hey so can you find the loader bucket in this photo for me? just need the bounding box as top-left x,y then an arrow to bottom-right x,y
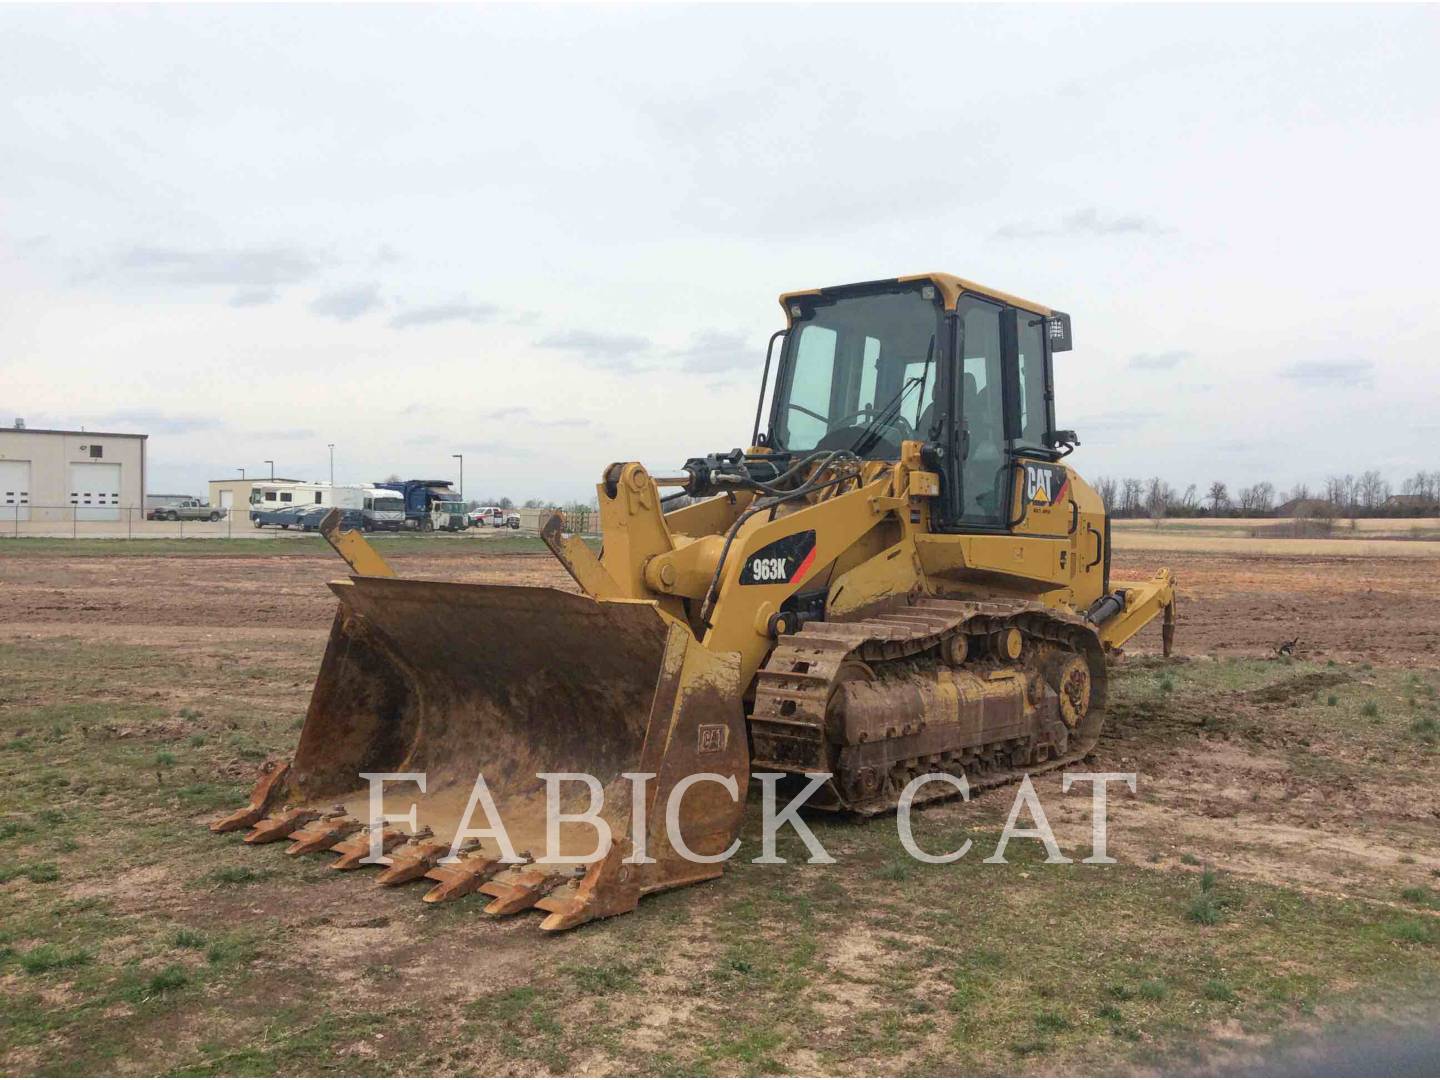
214,577 -> 750,931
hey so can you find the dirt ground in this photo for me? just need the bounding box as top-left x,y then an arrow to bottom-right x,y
6,545 -> 1438,663
2,539 -> 1439,1075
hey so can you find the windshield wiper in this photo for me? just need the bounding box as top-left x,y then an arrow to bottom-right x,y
848,336 -> 935,458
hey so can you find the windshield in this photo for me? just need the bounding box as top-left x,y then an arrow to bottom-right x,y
373,498 -> 404,512
771,286 -> 940,459
437,502 -> 464,513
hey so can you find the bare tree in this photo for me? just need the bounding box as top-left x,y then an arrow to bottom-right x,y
1145,476 -> 1174,521
1207,481 -> 1230,515
1093,475 -> 1118,513
1400,470 -> 1440,511
1251,481 -> 1275,515
1233,483 -> 1274,516
1180,483 -> 1199,513
1325,474 -> 1356,517
1120,477 -> 1144,517
1356,469 -> 1389,512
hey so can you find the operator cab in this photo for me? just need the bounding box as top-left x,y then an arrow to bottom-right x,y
764,274 -> 1073,531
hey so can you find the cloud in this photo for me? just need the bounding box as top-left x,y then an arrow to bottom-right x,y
310,283 -> 384,322
535,328 -> 653,368
105,244 -> 322,287
1129,350 -> 1192,371
249,428 -> 318,440
389,301 -> 501,329
229,288 -> 278,307
401,434 -> 521,456
1278,359 -> 1374,387
992,208 -> 1169,241
674,330 -> 753,374
480,404 -> 591,428
91,408 -> 222,435
1070,409 -> 1152,438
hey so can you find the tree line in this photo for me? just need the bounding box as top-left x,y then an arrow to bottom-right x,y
1092,470 -> 1440,520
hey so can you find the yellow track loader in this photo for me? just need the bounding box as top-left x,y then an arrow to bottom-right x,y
211,272 -> 1176,931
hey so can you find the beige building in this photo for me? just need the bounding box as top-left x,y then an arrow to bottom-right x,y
208,477 -> 300,521
0,423 -> 147,522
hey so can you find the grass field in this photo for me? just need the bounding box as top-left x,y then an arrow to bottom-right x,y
2,542 -> 1439,1075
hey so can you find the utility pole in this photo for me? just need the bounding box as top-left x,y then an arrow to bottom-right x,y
264,460 -> 274,480
328,444 -> 335,487
452,453 -> 464,503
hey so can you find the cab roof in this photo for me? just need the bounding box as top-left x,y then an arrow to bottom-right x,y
779,272 -> 1053,318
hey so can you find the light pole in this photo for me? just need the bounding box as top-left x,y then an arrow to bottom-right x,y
237,467 -> 245,479
264,460 -> 274,480
328,444 -> 335,487
452,453 -> 463,504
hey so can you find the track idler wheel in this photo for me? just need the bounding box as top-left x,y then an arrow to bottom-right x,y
1053,655 -> 1092,730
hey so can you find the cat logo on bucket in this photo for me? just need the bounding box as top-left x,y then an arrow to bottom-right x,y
1023,463 -> 1069,508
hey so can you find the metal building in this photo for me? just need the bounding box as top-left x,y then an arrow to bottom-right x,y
0,421 -> 147,522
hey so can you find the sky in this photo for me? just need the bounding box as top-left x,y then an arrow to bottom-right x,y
2,3 -> 1438,503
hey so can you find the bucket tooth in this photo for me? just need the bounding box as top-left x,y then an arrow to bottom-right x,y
480,868 -> 571,917
244,806 -> 321,844
284,811 -> 361,856
374,836 -> 461,886
210,758 -> 290,833
328,826 -> 409,870
420,852 -> 510,903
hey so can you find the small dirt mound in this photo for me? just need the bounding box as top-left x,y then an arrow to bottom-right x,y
1245,670 -> 1352,704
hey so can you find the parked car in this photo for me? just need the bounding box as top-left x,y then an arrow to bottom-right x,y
469,505 -> 505,528
250,505 -> 312,529
148,499 -> 224,522
503,512 -> 521,530
299,505 -> 365,532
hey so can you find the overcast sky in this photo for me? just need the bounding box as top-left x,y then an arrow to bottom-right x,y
2,3 -> 1438,502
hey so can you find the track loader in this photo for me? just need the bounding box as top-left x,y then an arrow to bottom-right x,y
211,272 -> 1176,931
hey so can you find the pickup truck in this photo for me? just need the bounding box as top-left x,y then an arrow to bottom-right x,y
148,499 -> 224,522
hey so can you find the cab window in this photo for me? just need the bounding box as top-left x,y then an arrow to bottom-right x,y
785,325 -> 837,450
1015,313 -> 1050,450
772,286 -> 940,459
958,299 -> 1006,524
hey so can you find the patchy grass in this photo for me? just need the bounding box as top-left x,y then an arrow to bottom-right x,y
2,617 -> 1440,1074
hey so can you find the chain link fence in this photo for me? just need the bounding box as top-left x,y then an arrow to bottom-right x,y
0,504 -> 594,540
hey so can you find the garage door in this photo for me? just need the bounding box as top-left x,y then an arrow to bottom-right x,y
0,460 -> 30,522
69,462 -> 122,521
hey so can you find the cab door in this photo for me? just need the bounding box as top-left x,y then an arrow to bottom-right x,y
1004,307 -> 1071,538
942,296 -> 1009,529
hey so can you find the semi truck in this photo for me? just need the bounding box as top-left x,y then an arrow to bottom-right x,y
373,479 -> 459,530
